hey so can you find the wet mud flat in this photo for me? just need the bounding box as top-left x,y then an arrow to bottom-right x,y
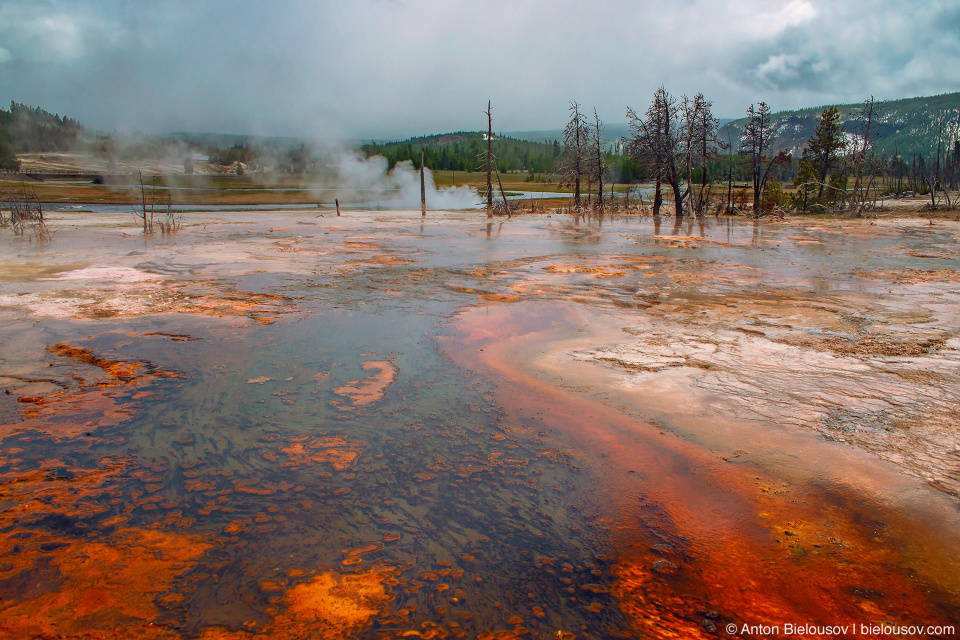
0,210 -> 958,639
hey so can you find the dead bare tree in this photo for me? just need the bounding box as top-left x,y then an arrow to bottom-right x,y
134,169 -> 151,234
921,112 -> 959,210
680,93 -> 719,216
0,181 -> 49,240
494,167 -> 512,218
591,108 -> 606,211
158,192 -> 181,236
477,101 -> 512,218
485,100 -> 493,219
554,101 -> 590,210
941,110 -> 960,209
626,87 -> 683,217
721,128 -> 736,215
131,169 -> 180,235
740,102 -> 787,217
849,96 -> 878,214
420,148 -> 426,218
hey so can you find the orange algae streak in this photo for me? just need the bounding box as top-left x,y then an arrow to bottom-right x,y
276,566 -> 397,638
277,435 -> 365,470
48,343 -> 144,379
0,457 -> 211,638
2,343 -> 180,441
332,360 -> 397,406
444,303 -> 960,637
180,568 -> 398,639
0,457 -> 130,530
0,527 -> 210,638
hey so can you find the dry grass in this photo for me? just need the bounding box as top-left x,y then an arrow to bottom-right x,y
7,150 -> 956,218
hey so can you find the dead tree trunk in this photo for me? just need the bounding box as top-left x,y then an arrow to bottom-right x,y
486,100 -> 493,219
594,108 -> 604,211
700,129 -> 709,215
851,97 -> 876,214
420,149 -> 426,218
336,198 -> 341,216
653,177 -> 663,216
139,169 -> 148,234
495,167 -> 511,218
625,88 -> 683,217
726,130 -> 734,214
670,168 -> 684,218
556,102 -> 589,210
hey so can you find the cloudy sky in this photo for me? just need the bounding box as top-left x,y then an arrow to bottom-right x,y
0,0 -> 957,140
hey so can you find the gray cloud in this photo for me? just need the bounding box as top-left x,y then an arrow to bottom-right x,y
0,0 -> 956,139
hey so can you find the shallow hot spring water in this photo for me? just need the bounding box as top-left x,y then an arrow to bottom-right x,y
0,210 -> 958,639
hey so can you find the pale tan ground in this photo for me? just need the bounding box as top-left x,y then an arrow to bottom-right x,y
17,152 -> 221,176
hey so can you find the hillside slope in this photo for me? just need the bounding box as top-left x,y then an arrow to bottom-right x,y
720,92 -> 960,158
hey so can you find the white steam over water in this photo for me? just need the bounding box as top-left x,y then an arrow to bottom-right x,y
335,152 -> 480,210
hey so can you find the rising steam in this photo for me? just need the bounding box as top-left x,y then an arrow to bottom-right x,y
334,151 -> 480,210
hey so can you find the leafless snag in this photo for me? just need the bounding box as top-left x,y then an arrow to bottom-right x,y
555,101 -> 590,210
939,110 -> 960,209
486,100 -> 493,219
132,169 -> 180,236
494,167 -> 512,218
158,192 -> 181,236
626,87 -> 683,217
680,93 -> 719,216
923,112 -> 949,210
591,108 -> 606,211
420,148 -> 426,218
0,181 -> 49,241
847,97 -> 882,214
721,128 -> 736,215
478,101 -> 511,217
740,102 -> 788,217
134,169 -> 151,234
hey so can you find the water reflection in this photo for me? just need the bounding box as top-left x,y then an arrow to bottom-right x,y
0,210 -> 958,638
0,306 -> 633,638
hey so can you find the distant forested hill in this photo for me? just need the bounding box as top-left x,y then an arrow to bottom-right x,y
1,102 -> 85,152
507,123 -> 633,145
361,132 -> 563,174
0,108 -> 16,171
0,102 -> 88,171
512,94 -> 959,161
720,92 -> 960,158
4,91 -> 955,177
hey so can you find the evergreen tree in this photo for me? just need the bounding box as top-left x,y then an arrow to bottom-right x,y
792,158 -> 819,212
804,107 -> 845,198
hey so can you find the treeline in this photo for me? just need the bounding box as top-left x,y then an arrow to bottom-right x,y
0,101 -> 321,175
3,102 -> 84,152
0,102 -> 87,170
361,133 -> 561,175
770,100 -> 960,213
359,130 -> 654,188
0,110 -> 16,172
550,89 -> 960,216
0,103 -> 80,170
